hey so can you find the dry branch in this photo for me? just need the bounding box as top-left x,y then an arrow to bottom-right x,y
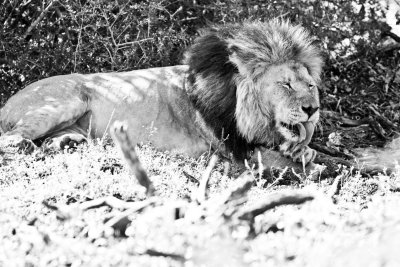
105,214 -> 131,236
23,0 -> 57,39
143,249 -> 185,262
43,197 -> 159,221
182,170 -> 200,184
81,197 -> 158,211
313,150 -> 353,167
54,7 -> 71,43
194,154 -> 219,203
310,143 -> 354,160
117,38 -> 154,49
328,174 -> 345,203
111,121 -> 155,197
222,170 -> 254,203
368,106 -> 398,129
264,166 -> 288,190
321,110 -> 369,127
237,192 -> 314,220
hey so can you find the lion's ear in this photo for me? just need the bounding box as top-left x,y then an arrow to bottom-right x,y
228,44 -> 251,77
228,44 -> 266,78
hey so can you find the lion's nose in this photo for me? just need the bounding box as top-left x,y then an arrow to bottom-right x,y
302,105 -> 319,118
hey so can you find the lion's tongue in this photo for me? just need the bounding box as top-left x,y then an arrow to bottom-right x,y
296,121 -> 315,146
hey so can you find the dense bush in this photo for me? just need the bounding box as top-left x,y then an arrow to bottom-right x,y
0,0 -> 398,122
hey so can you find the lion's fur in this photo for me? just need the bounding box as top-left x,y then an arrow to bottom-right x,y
184,20 -> 323,160
0,20 -> 323,164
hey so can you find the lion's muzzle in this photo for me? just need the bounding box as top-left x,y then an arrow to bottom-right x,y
301,105 -> 319,119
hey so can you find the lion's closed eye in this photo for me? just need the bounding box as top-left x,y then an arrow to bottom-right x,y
280,82 -> 292,90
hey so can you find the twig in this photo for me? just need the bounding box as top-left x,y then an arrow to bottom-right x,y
73,22 -> 83,72
42,200 -> 58,211
43,197 -> 158,221
182,170 -> 200,184
265,166 -> 288,190
3,2 -> 17,28
237,192 -> 314,220
42,200 -> 78,221
310,143 -> 355,160
180,17 -> 198,22
321,110 -> 369,127
80,196 -> 157,211
257,151 -> 264,180
111,121 -> 155,197
384,29 -> 400,43
103,43 -> 116,71
117,38 -> 154,49
102,199 -> 161,236
381,42 -> 400,52
170,6 -> 183,18
368,117 -> 386,139
222,159 -> 231,176
54,7 -> 71,43
222,170 -> 254,203
142,249 -> 185,262
101,109 -> 116,142
328,174 -> 344,203
194,154 -> 219,203
368,105 -> 398,129
23,0 -> 57,39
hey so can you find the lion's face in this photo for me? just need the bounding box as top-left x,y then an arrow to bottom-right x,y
263,63 -> 320,142
235,62 -> 320,145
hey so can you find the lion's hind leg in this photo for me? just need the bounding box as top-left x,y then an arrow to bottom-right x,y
0,92 -> 88,153
0,134 -> 37,154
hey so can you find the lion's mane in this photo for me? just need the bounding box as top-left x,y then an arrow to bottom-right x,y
183,20 -> 323,161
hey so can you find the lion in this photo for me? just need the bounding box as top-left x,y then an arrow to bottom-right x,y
0,20 -> 322,165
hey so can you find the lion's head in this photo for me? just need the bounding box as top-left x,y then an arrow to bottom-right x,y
184,20 -> 323,161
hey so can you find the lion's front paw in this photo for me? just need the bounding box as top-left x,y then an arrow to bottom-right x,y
279,141 -> 316,165
43,133 -> 87,151
294,146 -> 316,164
